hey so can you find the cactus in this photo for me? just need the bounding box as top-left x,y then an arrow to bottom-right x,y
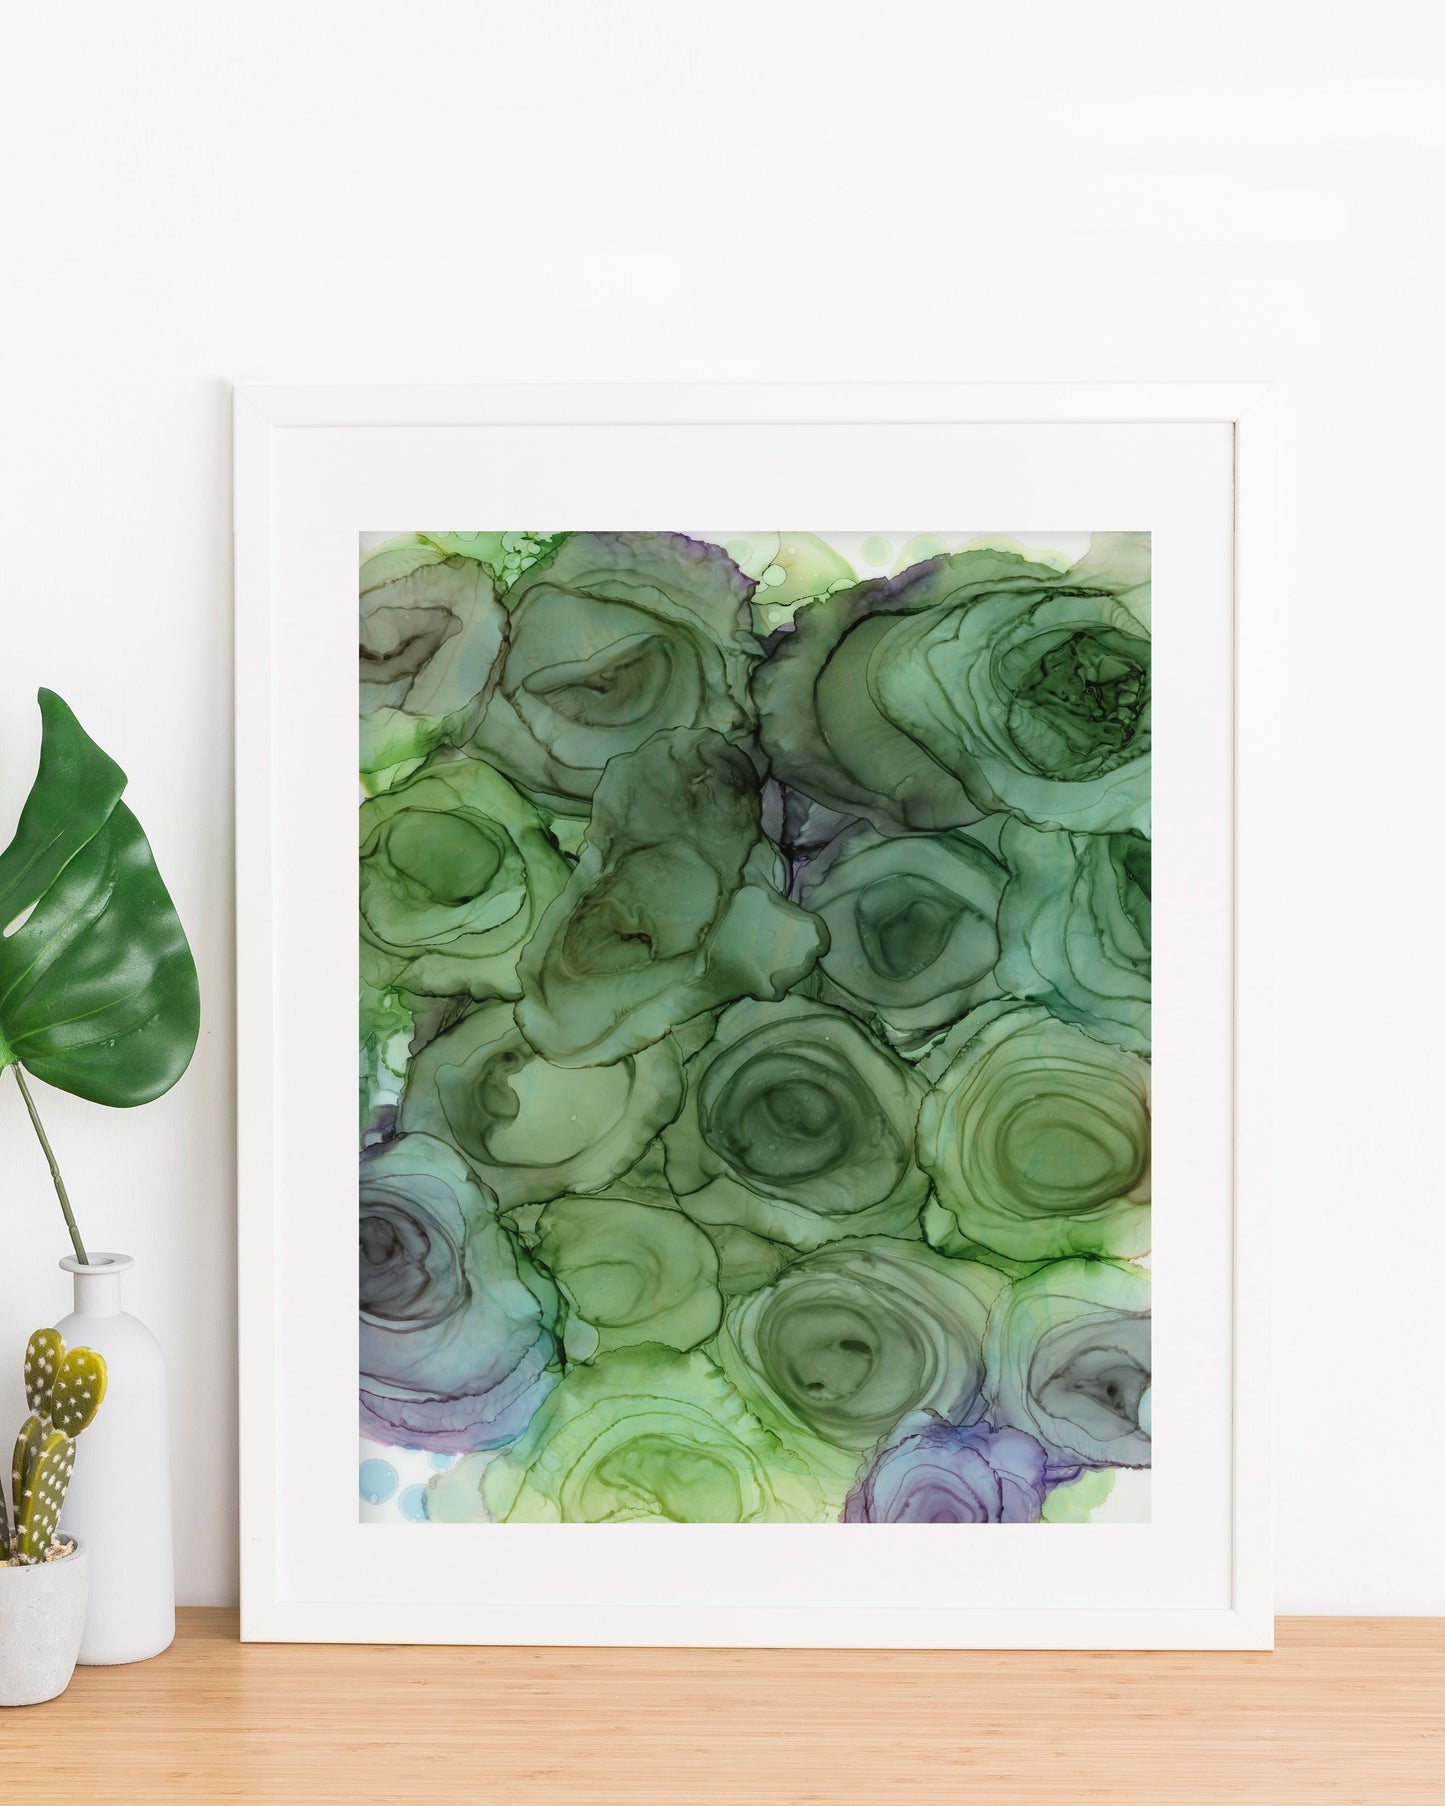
23,1327 -> 63,1415
16,1430 -> 75,1563
51,1347 -> 107,1438
2,1329 -> 106,1564
11,1414 -> 44,1522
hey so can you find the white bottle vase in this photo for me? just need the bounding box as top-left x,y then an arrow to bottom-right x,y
54,1253 -> 175,1664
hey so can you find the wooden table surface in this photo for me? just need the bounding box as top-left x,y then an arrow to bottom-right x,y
6,1611 -> 1442,1804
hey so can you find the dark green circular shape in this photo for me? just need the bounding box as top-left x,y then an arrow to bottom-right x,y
1000,626 -> 1149,780
757,1294 -> 929,1443
704,1050 -> 881,1196
995,1091 -> 1148,1213
777,1305 -> 880,1404
854,872 -> 995,983
385,809 -> 503,906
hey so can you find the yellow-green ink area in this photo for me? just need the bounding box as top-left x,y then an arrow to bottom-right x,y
358,529 -> 1151,1525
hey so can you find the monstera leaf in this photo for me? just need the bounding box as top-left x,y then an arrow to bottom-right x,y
0,689 -> 199,1106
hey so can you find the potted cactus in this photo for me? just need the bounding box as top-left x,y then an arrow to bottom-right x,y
0,1329 -> 108,1705
0,689 -> 199,1666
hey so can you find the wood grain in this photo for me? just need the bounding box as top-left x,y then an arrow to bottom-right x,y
5,1611 -> 1441,1805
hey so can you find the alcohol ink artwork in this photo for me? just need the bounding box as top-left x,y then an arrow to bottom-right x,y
358,531 -> 1151,1526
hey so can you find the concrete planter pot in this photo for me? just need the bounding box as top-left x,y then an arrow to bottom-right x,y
0,1541 -> 89,1707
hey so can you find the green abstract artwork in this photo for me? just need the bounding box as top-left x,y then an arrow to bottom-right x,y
357,530 -> 1151,1526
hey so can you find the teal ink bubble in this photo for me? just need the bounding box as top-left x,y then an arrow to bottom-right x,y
359,1459 -> 398,1506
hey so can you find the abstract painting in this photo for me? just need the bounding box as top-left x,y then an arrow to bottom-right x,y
358,530 -> 1151,1526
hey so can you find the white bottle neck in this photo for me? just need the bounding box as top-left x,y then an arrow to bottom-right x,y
60,1252 -> 134,1318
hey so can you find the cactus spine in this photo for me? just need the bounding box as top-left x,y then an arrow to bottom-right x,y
2,1328 -> 107,1565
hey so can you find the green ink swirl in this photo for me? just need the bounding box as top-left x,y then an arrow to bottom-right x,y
984,1257 -> 1152,1472
480,1346 -> 826,1523
917,1001 -> 1150,1262
467,532 -> 761,813
360,754 -> 570,999
663,996 -> 929,1250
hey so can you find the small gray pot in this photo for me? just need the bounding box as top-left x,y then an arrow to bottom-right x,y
0,1541 -> 90,1707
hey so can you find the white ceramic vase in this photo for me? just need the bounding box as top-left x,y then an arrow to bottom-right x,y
54,1253 -> 175,1665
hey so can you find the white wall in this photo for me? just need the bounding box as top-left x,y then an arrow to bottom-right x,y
1,1 -> 1441,1613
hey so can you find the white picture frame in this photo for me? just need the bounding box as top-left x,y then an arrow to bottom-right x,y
234,382 -> 1272,1648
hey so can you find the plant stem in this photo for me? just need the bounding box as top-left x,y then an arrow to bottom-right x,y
11,1065 -> 88,1264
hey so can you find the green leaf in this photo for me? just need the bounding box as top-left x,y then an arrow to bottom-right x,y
0,690 -> 125,931
0,689 -> 199,1106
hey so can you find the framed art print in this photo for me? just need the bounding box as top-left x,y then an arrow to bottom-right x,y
235,383 -> 1272,1647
